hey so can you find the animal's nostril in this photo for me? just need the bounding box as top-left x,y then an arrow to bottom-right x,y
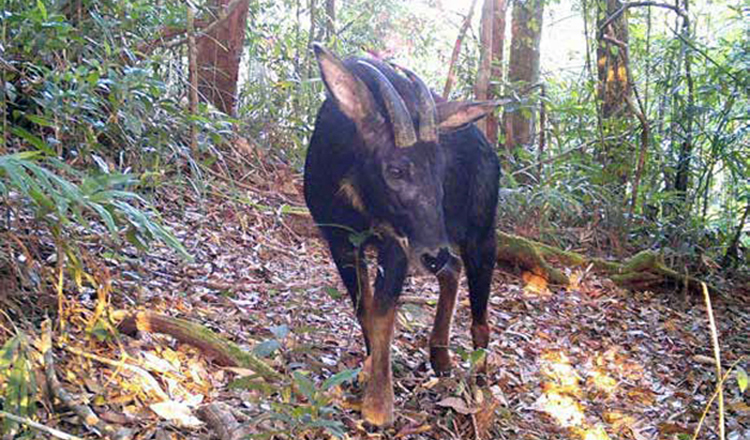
421,253 -> 437,270
422,248 -> 451,274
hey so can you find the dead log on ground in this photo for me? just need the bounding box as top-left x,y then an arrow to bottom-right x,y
496,231 -> 715,293
114,311 -> 283,382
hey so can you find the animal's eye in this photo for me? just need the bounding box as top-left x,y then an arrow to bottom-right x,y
387,166 -> 405,180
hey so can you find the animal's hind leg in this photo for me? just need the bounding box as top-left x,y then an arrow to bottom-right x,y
461,231 -> 496,374
326,231 -> 373,353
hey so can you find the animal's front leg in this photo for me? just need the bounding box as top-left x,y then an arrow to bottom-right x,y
429,260 -> 461,375
361,239 -> 408,427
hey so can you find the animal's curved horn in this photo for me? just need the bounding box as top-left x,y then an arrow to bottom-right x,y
357,61 -> 417,148
399,66 -> 437,142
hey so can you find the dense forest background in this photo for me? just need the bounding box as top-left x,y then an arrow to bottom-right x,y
0,0 -> 748,439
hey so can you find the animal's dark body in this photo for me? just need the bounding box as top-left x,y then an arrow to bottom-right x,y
303,44 -> 501,426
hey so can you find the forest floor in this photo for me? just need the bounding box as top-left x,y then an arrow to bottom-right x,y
2,160 -> 749,440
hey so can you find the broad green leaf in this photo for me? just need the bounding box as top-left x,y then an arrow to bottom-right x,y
321,368 -> 360,391
737,367 -> 748,392
36,0 -> 47,20
469,348 -> 487,369
270,324 -> 289,340
323,286 -> 343,300
0,336 -> 20,367
252,340 -> 281,358
293,371 -> 316,401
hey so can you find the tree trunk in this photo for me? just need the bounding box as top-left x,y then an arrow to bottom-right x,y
475,0 -> 495,136
595,0 -> 632,188
722,200 -> 750,268
674,0 -> 694,202
596,0 -> 630,118
325,0 -> 335,40
485,0 -> 508,147
196,0 -> 251,116
187,3 -> 199,155
504,0 -> 544,156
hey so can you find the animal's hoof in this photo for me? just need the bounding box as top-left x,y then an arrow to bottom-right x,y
430,346 -> 453,376
362,395 -> 394,427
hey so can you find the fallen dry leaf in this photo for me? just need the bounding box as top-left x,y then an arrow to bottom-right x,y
149,400 -> 203,428
436,396 -> 479,415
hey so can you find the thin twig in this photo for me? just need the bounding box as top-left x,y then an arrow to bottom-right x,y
668,27 -> 743,86
443,0 -> 479,99
690,356 -> 745,440
701,282 -> 725,440
598,1 -> 686,39
511,138 -> 612,176
139,0 -> 246,53
0,411 -> 85,440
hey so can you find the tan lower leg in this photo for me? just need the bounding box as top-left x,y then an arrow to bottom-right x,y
362,306 -> 396,427
356,265 -> 373,351
430,268 -> 459,374
471,315 -> 490,378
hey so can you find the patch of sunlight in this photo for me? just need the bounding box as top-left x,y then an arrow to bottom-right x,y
540,351 -> 581,392
536,391 -> 585,428
581,425 -> 611,440
589,369 -> 618,393
568,270 -> 584,290
522,271 -> 551,297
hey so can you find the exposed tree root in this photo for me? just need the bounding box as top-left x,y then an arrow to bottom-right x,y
196,402 -> 250,440
113,310 -> 283,382
496,231 -> 715,293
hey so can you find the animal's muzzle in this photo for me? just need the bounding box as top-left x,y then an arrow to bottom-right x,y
420,247 -> 453,275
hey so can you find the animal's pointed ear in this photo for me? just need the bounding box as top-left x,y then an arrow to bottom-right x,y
313,43 -> 382,126
436,100 -> 510,131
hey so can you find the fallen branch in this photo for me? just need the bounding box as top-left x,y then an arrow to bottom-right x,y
0,410 -> 84,440
114,310 -> 283,382
41,322 -> 130,440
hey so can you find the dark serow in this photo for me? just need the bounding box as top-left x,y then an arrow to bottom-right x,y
304,44 -> 502,427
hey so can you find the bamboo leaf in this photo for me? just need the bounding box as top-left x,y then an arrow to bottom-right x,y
10,126 -> 55,155
88,202 -> 119,237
